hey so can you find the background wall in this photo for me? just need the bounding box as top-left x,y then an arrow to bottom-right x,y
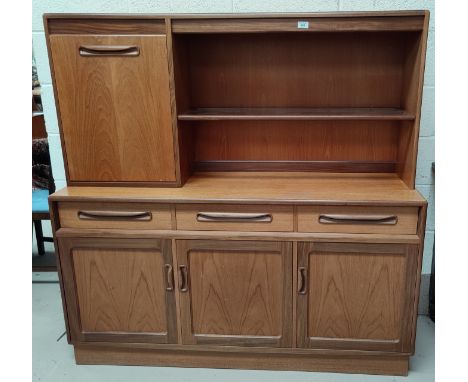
32,0 -> 435,277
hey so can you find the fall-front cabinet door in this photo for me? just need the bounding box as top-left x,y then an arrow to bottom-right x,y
48,34 -> 177,184
176,240 -> 293,347
297,242 -> 420,352
57,237 -> 177,344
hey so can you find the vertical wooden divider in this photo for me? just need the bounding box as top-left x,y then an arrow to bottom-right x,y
292,240 -> 298,347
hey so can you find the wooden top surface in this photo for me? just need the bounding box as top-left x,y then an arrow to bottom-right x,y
50,172 -> 426,206
44,11 -> 428,19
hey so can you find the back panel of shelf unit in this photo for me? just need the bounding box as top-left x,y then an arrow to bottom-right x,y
174,31 -> 421,110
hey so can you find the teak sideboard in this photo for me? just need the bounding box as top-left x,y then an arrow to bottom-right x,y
44,11 -> 429,376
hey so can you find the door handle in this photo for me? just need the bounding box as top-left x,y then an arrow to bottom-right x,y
318,214 -> 398,225
298,267 -> 307,295
77,210 -> 152,221
179,265 -> 189,292
165,264 -> 174,292
196,212 -> 272,223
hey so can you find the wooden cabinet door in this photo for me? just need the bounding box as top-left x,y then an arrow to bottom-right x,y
176,240 -> 293,347
297,242 -> 419,352
49,34 -> 176,184
58,237 -> 177,344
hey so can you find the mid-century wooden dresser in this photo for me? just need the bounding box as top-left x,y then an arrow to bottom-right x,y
45,11 -> 429,376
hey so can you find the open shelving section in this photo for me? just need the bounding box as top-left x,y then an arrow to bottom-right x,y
172,15 -> 428,187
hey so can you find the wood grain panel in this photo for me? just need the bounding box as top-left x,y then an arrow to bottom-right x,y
49,34 -> 176,183
47,18 -> 166,34
73,248 -> 168,333
56,228 -> 421,245
177,240 -> 293,347
74,345 -> 410,375
58,202 -> 172,230
194,160 -> 396,173
172,16 -> 424,33
178,33 -> 407,108
297,242 -> 418,352
190,250 -> 282,337
58,237 -> 177,344
297,205 -> 419,234
49,172 -> 427,206
397,15 -> 430,188
176,204 -> 293,232
194,121 -> 400,162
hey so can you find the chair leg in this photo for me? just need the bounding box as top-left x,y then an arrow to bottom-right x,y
33,220 -> 45,256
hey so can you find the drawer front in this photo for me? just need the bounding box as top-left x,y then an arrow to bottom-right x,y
176,204 -> 294,232
58,202 -> 172,230
298,206 -> 419,235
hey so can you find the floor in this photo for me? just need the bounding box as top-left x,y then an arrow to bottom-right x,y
32,271 -> 435,382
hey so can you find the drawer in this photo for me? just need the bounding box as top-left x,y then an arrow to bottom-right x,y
176,204 -> 293,232
58,202 -> 172,230
297,206 -> 419,235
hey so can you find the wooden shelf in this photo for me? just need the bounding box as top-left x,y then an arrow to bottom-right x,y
50,172 -> 426,206
178,108 -> 415,121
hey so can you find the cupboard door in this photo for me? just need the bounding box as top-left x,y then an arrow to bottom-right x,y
176,240 -> 293,347
58,237 -> 177,344
297,242 -> 419,352
49,34 -> 176,183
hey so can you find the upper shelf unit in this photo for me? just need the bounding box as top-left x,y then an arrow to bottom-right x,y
171,13 -> 429,187
44,12 -> 429,188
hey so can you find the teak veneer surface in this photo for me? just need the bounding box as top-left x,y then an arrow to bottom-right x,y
49,34 -> 176,183
180,33 -> 408,109
50,172 -> 425,205
297,205 -> 419,235
74,345 -> 409,375
176,204 -> 294,232
176,240 -> 293,347
73,247 -> 168,334
193,121 -> 400,162
178,107 -> 415,121
58,202 -> 172,230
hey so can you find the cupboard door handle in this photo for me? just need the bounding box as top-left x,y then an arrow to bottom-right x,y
79,45 -> 140,57
165,264 -> 174,292
196,212 -> 273,223
298,267 -> 307,295
318,214 -> 398,225
78,210 -> 152,221
179,265 -> 189,292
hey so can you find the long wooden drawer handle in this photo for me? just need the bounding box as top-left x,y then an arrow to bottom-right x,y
77,210 -> 152,221
318,214 -> 398,225
79,45 -> 140,57
196,212 -> 273,223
